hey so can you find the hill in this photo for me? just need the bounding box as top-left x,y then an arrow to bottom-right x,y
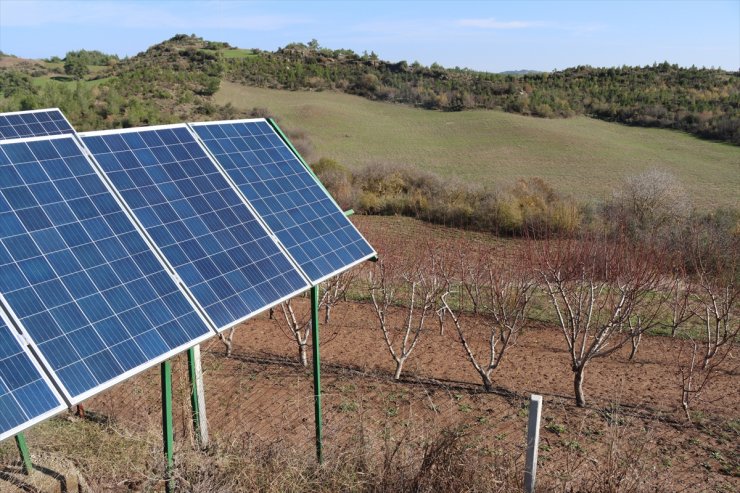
2,34 -> 739,143
1,34 -> 738,210
223,41 -> 740,145
215,81 -> 739,210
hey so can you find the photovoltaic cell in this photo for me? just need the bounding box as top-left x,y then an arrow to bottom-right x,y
81,126 -> 309,330
0,135 -> 212,403
191,120 -> 376,283
0,109 -> 75,141
0,312 -> 65,441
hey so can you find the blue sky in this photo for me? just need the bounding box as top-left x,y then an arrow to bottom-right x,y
1,1 -> 738,72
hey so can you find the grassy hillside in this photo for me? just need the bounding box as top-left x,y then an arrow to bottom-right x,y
216,81 -> 739,209
2,34 -> 737,209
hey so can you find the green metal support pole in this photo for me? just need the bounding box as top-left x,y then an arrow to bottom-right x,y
14,433 -> 32,475
187,347 -> 201,440
161,361 -> 174,493
311,285 -> 324,464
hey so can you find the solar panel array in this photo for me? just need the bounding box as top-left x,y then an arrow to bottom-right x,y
81,126 -> 309,329
0,312 -> 65,440
0,109 -> 75,141
192,120 -> 375,283
0,109 -> 375,441
0,135 -> 212,405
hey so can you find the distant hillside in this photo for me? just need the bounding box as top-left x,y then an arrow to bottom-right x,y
215,82 -> 740,211
0,34 -> 738,144
223,40 -> 740,145
0,35 -> 245,131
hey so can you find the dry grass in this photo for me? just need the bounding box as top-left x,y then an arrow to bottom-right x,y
2,404 -> 721,493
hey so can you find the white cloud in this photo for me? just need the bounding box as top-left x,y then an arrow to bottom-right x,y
457,18 -> 546,29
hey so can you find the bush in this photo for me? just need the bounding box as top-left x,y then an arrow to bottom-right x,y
605,168 -> 690,242
313,161 -> 584,236
311,158 -> 354,210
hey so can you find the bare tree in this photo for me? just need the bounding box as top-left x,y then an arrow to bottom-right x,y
439,247 -> 536,391
666,275 -> 692,338
217,269 -> 357,361
606,169 -> 690,241
675,334 -> 737,423
219,327 -> 237,357
321,269 -> 358,324
274,278 -> 355,367
691,272 -> 739,369
279,298 -> 312,367
686,220 -> 739,369
628,270 -> 691,360
674,218 -> 739,422
368,246 -> 445,380
534,234 -> 663,407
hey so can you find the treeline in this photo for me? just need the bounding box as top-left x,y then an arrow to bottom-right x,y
225,41 -> 740,145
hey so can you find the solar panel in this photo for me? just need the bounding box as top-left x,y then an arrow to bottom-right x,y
0,135 -> 213,403
191,120 -> 376,284
80,125 -> 310,330
0,310 -> 66,442
0,109 -> 75,141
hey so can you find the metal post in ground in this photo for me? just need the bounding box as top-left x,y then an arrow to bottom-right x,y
15,433 -> 33,475
311,285 -> 324,464
524,394 -> 543,493
161,360 -> 174,493
187,345 -> 209,448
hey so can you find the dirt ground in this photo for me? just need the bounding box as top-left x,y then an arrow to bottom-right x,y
238,298 -> 739,421
72,295 -> 738,491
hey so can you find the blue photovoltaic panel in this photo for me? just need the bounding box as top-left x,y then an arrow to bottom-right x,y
0,135 -> 212,402
0,313 -> 65,441
81,126 -> 309,330
0,109 -> 75,141
191,120 -> 376,283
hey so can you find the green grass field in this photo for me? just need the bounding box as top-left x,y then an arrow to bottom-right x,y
216,81 -> 739,209
221,48 -> 256,59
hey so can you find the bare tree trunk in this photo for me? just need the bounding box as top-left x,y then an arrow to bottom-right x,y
574,366 -> 586,407
628,332 -> 642,361
299,343 -> 308,367
437,308 -> 445,336
325,304 -> 331,324
682,393 -> 691,423
219,327 -> 236,357
480,371 -> 493,392
394,358 -> 405,380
